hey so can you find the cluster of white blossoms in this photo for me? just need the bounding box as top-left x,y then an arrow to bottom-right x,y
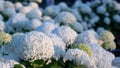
48,33 -> 66,60
63,49 -> 96,68
0,20 -> 5,32
68,22 -> 83,33
52,26 -> 78,46
3,7 -> 16,17
21,31 -> 54,61
6,13 -> 29,32
45,5 -> 61,18
55,12 -> 77,25
0,0 -> 119,68
89,43 -> 115,68
74,30 -> 99,45
25,19 -> 42,31
35,22 -> 58,34
26,9 -> 42,20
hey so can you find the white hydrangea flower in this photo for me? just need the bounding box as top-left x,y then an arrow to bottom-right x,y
29,0 -> 42,3
55,11 -> 77,25
0,20 -> 5,32
103,17 -> 111,25
25,19 -> 41,31
26,9 -> 42,20
14,2 -> 23,11
79,3 -> 92,14
45,5 -> 61,18
112,57 -> 120,68
96,27 -> 105,34
72,9 -> 83,22
63,49 -> 95,68
89,43 -> 115,68
19,6 -> 33,14
6,33 -> 24,54
96,5 -> 106,14
86,2 -> 92,7
72,0 -> 82,8
113,14 -> 120,23
105,12 -> 109,17
100,31 -> 115,42
74,30 -> 99,45
3,7 -> 16,17
89,16 -> 100,25
0,14 -> 3,20
7,13 -> 29,32
81,21 -> 88,30
52,26 -> 78,46
102,0 -> 113,4
4,1 -> 14,9
42,16 -> 52,21
0,60 -> 25,68
21,31 -> 54,61
43,19 -> 55,25
68,22 -> 83,33
48,33 -> 66,60
91,0 -> 101,7
29,2 -> 39,9
58,2 -> 68,11
0,1 -> 5,12
35,22 -> 57,34
2,33 -> 25,61
113,1 -> 120,11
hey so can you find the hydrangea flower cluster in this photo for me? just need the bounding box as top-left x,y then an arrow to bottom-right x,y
0,0 -> 118,68
100,31 -> 116,50
0,32 -> 11,46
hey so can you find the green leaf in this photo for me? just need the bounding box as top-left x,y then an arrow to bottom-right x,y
14,64 -> 23,68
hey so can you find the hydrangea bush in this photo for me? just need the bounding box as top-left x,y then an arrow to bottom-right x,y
0,0 -> 119,68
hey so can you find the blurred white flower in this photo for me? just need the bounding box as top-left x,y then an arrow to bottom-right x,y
14,2 -> 23,11
29,2 -> 39,9
113,14 -> 120,23
96,27 -> 106,34
72,9 -> 83,22
0,1 -> 5,12
74,30 -> 99,45
4,1 -> 14,9
96,5 -> 106,14
45,5 -> 61,18
52,26 -> 78,46
68,22 -> 83,33
26,9 -> 42,20
35,22 -> 57,34
25,19 -> 42,31
7,13 -> 29,32
103,17 -> 111,25
0,20 -> 5,32
3,7 -> 16,17
48,33 -> 66,60
19,6 -> 33,14
55,11 -> 77,25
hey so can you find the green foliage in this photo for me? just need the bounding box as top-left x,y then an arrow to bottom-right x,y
65,61 -> 86,68
20,59 -> 45,68
71,43 -> 92,56
14,64 -> 23,68
44,58 -> 64,68
60,22 -> 65,26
